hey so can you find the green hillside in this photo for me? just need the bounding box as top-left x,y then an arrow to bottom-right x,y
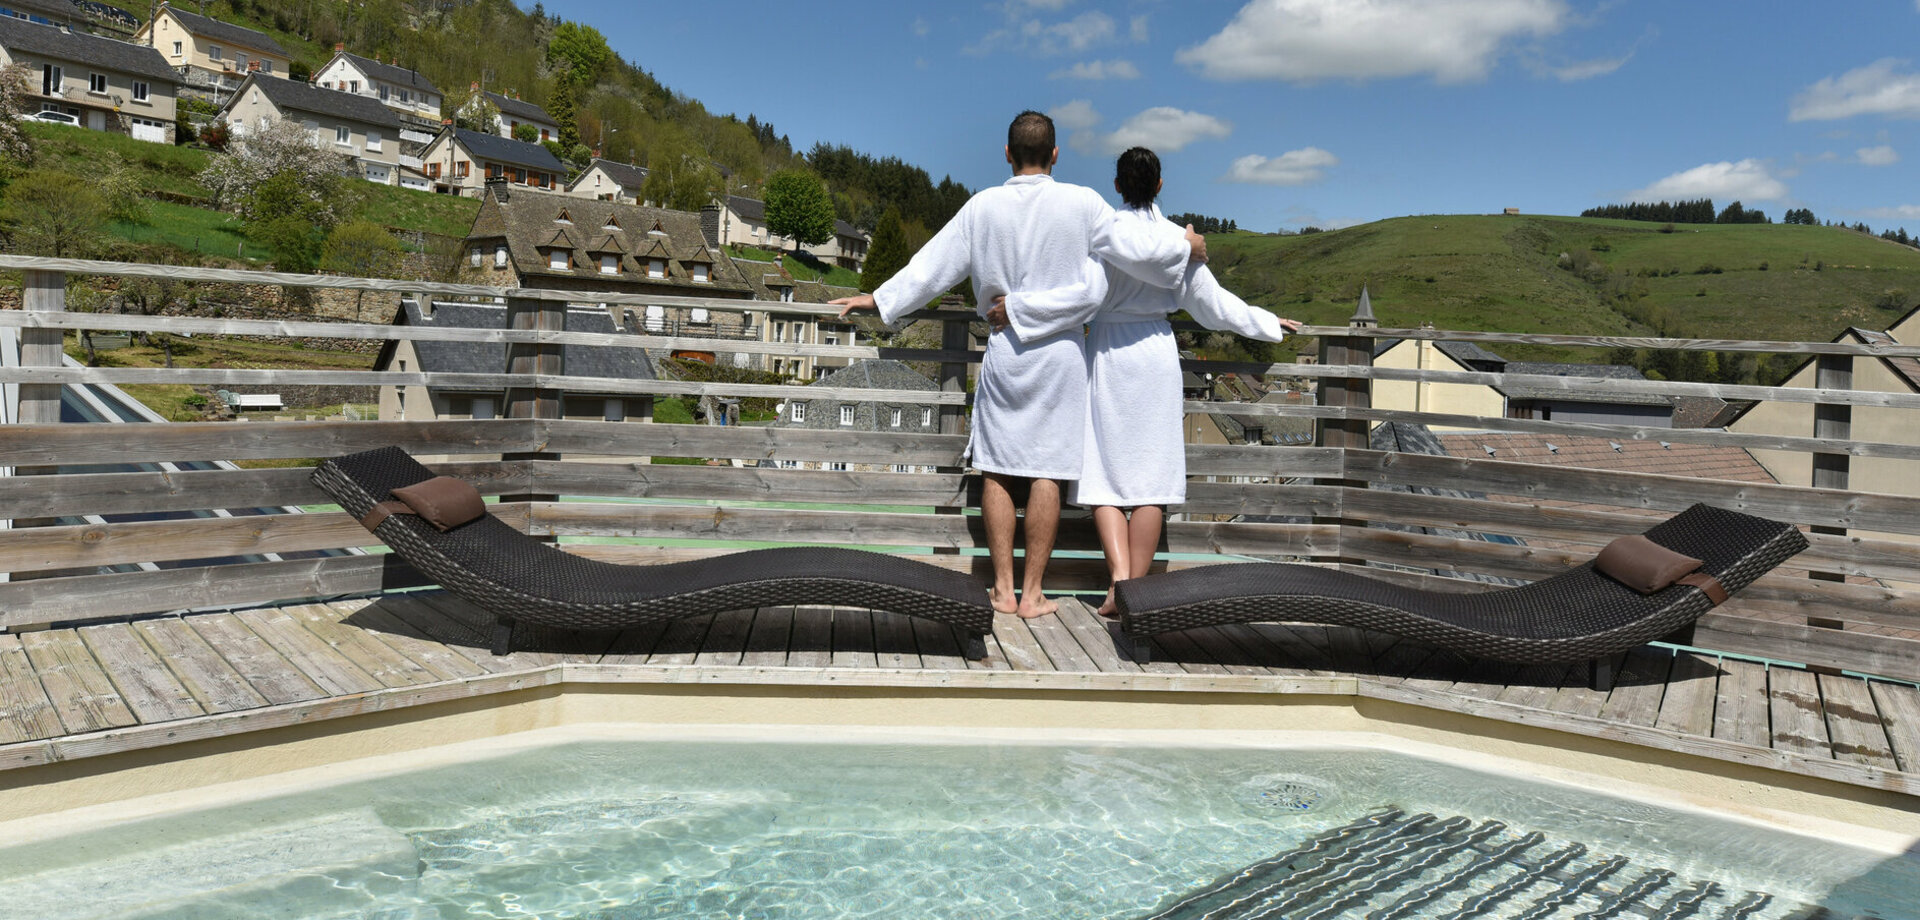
1208,215 -> 1920,373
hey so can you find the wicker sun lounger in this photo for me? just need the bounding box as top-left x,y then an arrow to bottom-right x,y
312,446 -> 995,658
1114,504 -> 1806,683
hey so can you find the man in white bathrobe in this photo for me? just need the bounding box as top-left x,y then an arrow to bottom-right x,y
833,110 -> 1205,619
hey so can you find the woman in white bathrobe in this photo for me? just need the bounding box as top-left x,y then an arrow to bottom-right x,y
1003,147 -> 1302,616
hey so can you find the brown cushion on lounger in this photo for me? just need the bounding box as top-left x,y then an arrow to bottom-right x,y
1594,533 -> 1702,594
390,476 -> 486,532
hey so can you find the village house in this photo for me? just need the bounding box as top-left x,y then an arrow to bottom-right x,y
217,72 -> 403,185
1371,336 -> 1672,428
568,158 -> 649,205
456,87 -> 558,142
733,257 -> 860,379
311,46 -> 442,131
714,194 -> 871,271
421,127 -> 564,197
770,359 -> 942,472
133,1 -> 286,99
0,14 -> 177,141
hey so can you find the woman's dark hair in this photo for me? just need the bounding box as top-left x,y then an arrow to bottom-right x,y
1115,146 -> 1160,209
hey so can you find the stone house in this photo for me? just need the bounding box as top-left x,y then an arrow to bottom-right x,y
217,72 -> 403,185
769,359 -> 942,472
732,257 -> 860,379
0,14 -> 177,140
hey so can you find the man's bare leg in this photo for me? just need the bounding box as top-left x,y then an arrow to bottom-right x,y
1126,505 -> 1165,580
982,472 -> 1020,614
1092,505 -> 1131,617
1017,477 -> 1062,618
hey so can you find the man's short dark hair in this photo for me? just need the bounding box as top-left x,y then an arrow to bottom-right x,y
1007,110 -> 1056,169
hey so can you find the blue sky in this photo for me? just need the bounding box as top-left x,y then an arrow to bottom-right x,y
530,1 -> 1920,233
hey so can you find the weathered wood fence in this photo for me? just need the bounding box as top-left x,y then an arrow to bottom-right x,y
4,255 -> 1919,684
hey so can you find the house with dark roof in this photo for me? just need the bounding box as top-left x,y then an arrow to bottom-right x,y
454,87 -> 559,143
373,300 -> 656,458
421,126 -> 565,197
134,1 -> 287,95
0,14 -> 176,140
216,72 -> 403,184
733,257 -> 861,379
1372,335 -> 1672,428
1370,336 -> 1510,429
770,359 -> 942,471
568,158 -> 649,204
312,46 -> 441,129
714,194 -> 871,271
1498,361 -> 1671,426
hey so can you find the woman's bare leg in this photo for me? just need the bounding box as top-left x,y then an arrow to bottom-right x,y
1092,505 -> 1131,617
1126,505 -> 1165,580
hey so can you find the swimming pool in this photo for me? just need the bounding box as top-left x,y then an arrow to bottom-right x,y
2,730 -> 1913,919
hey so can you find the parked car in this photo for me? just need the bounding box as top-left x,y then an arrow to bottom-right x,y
31,110 -> 80,125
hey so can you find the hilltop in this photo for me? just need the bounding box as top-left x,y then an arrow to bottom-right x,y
1207,214 -> 1920,378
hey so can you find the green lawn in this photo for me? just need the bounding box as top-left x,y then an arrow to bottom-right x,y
730,245 -> 863,288
111,200 -> 264,263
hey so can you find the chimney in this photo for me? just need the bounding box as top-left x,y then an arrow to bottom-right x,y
486,176 -> 510,202
699,203 -> 721,249
247,60 -> 260,72
335,42 -> 345,52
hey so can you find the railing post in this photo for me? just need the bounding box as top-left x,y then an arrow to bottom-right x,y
1313,289 -> 1375,566
502,291 -> 562,515
1807,354 -> 1851,634
7,270 -> 66,586
936,294 -> 970,438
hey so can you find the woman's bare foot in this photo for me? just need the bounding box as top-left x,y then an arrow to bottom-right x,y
1016,594 -> 1058,619
1094,588 -> 1119,619
991,586 -> 1019,615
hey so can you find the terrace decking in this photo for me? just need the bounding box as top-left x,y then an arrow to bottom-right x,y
4,591 -> 1917,799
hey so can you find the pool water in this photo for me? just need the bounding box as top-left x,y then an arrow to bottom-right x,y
2,737 -> 1913,920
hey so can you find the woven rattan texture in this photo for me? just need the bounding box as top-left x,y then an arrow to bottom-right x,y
1115,504 -> 1806,664
312,447 -> 994,640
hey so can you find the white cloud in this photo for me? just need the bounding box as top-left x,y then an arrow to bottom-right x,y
1858,144 -> 1900,166
1176,0 -> 1567,83
1104,107 -> 1233,154
1861,204 -> 1920,220
1050,59 -> 1141,80
1050,99 -> 1101,133
1629,160 -> 1787,202
1130,15 -> 1149,42
973,9 -> 1117,56
1789,59 -> 1920,121
1545,55 -> 1627,81
1222,148 -> 1339,185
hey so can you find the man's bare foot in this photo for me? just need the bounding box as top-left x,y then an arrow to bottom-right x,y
991,586 -> 1019,615
1016,594 -> 1058,619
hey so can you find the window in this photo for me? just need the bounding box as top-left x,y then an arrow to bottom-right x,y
427,162 -> 441,178
890,409 -> 902,428
88,73 -> 107,94
494,245 -> 508,267
41,64 -> 60,95
921,408 -> 932,426
839,405 -> 854,426
469,247 -> 483,267
238,53 -> 250,71
471,397 -> 496,420
399,90 -> 410,104
823,330 -> 839,346
827,462 -> 848,472
692,264 -> 709,283
209,45 -> 222,61
778,286 -> 794,303
548,250 -> 570,270
131,81 -> 149,102
454,161 -> 470,178
366,131 -> 381,152
605,399 -> 626,422
539,128 -> 550,142
690,308 -> 708,323
336,125 -> 352,146
599,254 -> 618,274
647,259 -> 666,278
790,402 -> 806,423
892,464 -> 910,473
773,321 -> 786,343
172,41 -> 182,56
260,60 -> 273,74
644,305 -> 665,331
554,210 -> 572,224
379,85 -> 389,101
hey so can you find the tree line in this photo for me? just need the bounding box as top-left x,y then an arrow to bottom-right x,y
1580,199 -> 1718,223
1165,213 -> 1238,234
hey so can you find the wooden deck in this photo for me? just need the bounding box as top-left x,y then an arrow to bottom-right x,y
3,590 -> 1918,799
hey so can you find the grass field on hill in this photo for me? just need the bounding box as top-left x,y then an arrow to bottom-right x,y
1208,215 -> 1920,365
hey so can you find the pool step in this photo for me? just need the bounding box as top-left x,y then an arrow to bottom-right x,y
1135,809 -> 1822,920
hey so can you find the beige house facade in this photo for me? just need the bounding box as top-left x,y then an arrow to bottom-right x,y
312,48 -> 442,129
568,158 -> 649,204
422,127 -> 565,197
734,258 -> 860,379
218,73 -> 403,184
135,2 -> 288,95
1370,338 -> 1508,431
0,15 -> 178,140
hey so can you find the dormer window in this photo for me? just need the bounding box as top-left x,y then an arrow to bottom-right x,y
494,245 -> 508,267
778,286 -> 794,303
603,215 -> 618,230
599,254 -> 618,274
692,263 -> 710,283
648,259 -> 666,278
548,249 -> 570,271
554,209 -> 572,224
839,405 -> 854,427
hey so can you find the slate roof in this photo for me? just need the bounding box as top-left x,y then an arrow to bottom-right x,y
1853,327 -> 1920,392
376,300 -> 654,385
158,3 -> 286,57
572,158 -> 648,192
334,51 -> 439,94
776,359 -> 939,431
835,219 -> 864,239
484,90 -> 551,124
0,14 -> 176,83
725,195 -> 765,221
235,72 -> 399,127
465,188 -> 752,294
1371,337 -> 1506,371
450,127 -> 564,172
1497,362 -> 1670,407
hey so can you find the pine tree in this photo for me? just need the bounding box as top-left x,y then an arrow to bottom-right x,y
861,206 -> 910,293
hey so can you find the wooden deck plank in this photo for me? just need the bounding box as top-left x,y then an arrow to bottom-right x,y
907,615 -> 974,671
372,593 -> 545,674
0,634 -> 63,743
784,606 -> 834,669
1319,626 -> 1377,673
1368,637 -> 1440,682
339,597 -> 490,683
1653,652 -> 1720,738
870,612 -> 923,670
740,607 -> 796,668
285,603 -> 440,690
829,609 -> 878,669
232,605 -> 384,697
600,620 -> 673,663
1711,658 -> 1772,748
1270,625 -> 1342,671
1818,673 -> 1898,770
1447,659 -> 1520,703
77,623 -> 204,724
143,617 -> 282,710
1022,607 -> 1100,674
1209,624 -> 1313,677
1598,647 -> 1674,728
1494,663 -> 1573,710
1054,599 -> 1144,674
1148,630 -> 1235,675
647,614 -> 718,666
1548,659 -> 1611,719
1768,666 -> 1832,760
990,614 -> 1052,672
1179,627 -> 1276,676
693,609 -> 757,668
18,630 -> 137,734
408,593 -> 565,668
1869,680 -> 1920,773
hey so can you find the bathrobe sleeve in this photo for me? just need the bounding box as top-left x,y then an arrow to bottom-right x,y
1088,204 -> 1188,290
1180,263 -> 1291,342
872,207 -> 971,326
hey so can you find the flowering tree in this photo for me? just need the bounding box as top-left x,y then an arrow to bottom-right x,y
0,63 -> 35,180
198,117 -> 351,223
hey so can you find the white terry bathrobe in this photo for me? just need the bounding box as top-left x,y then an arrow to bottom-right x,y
872,175 -> 1188,480
1005,204 -> 1294,506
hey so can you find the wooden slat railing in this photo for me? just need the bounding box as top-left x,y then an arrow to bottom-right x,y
4,256 -> 1918,684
